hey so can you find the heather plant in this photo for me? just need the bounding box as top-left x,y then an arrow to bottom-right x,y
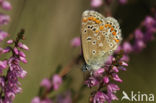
0,0 -> 28,102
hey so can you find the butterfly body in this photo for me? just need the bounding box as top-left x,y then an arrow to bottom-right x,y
81,10 -> 122,71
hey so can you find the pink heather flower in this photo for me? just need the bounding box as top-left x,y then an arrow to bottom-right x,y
103,76 -> 109,84
143,16 -> 155,28
121,61 -> 128,66
2,47 -> 10,53
0,14 -> 10,26
134,29 -> 144,40
1,1 -> 12,10
112,66 -> 119,73
134,40 -> 146,51
19,56 -> 27,63
22,44 -> 29,50
123,42 -> 133,53
118,0 -> 127,5
118,66 -> 127,71
112,73 -> 122,82
52,74 -> 62,90
20,70 -> 27,78
7,40 -> 13,44
93,91 -> 109,103
40,78 -> 51,90
0,31 -> 8,42
18,42 -> 29,50
31,97 -> 40,103
6,92 -> 15,101
0,60 -> 7,69
0,76 -> 5,87
40,98 -> 53,103
71,37 -> 80,47
93,68 -> 105,77
57,91 -> 72,103
120,55 -> 129,62
107,84 -> 120,93
107,91 -> 118,101
91,0 -> 103,8
19,51 -> 26,57
14,47 -> 19,55
85,77 -> 99,87
144,29 -> 155,42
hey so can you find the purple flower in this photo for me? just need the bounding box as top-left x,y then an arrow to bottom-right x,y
0,60 -> 7,69
134,29 -> 144,40
19,51 -> 26,57
1,57 -> 27,102
103,76 -> 109,84
134,40 -> 146,52
1,1 -> 12,10
107,84 -> 120,93
2,47 -> 10,53
31,97 -> 40,103
7,40 -> 14,44
40,98 -> 53,103
120,55 -> 129,62
118,0 -> 127,5
19,56 -> 27,63
0,14 -> 10,26
112,66 -> 119,73
0,76 -> 5,87
93,68 -> 105,77
85,77 -> 99,87
18,42 -> 29,50
91,0 -> 103,8
121,61 -> 128,66
107,91 -> 118,101
19,70 -> 27,78
52,74 -> 62,90
40,78 -> 51,90
123,42 -> 133,53
143,16 -> 156,29
57,91 -> 72,103
0,31 -> 8,42
112,73 -> 122,82
14,47 -> 19,55
144,29 -> 155,42
93,91 -> 109,103
71,37 -> 80,47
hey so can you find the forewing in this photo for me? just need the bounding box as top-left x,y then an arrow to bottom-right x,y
81,10 -> 105,65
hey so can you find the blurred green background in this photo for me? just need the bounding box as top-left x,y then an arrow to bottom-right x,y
3,0 -> 156,103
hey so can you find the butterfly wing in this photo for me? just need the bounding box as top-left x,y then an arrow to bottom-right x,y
81,10 -> 122,70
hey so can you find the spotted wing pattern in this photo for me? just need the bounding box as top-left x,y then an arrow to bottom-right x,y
81,10 -> 122,70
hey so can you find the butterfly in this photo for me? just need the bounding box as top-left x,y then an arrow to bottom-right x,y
81,10 -> 122,71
